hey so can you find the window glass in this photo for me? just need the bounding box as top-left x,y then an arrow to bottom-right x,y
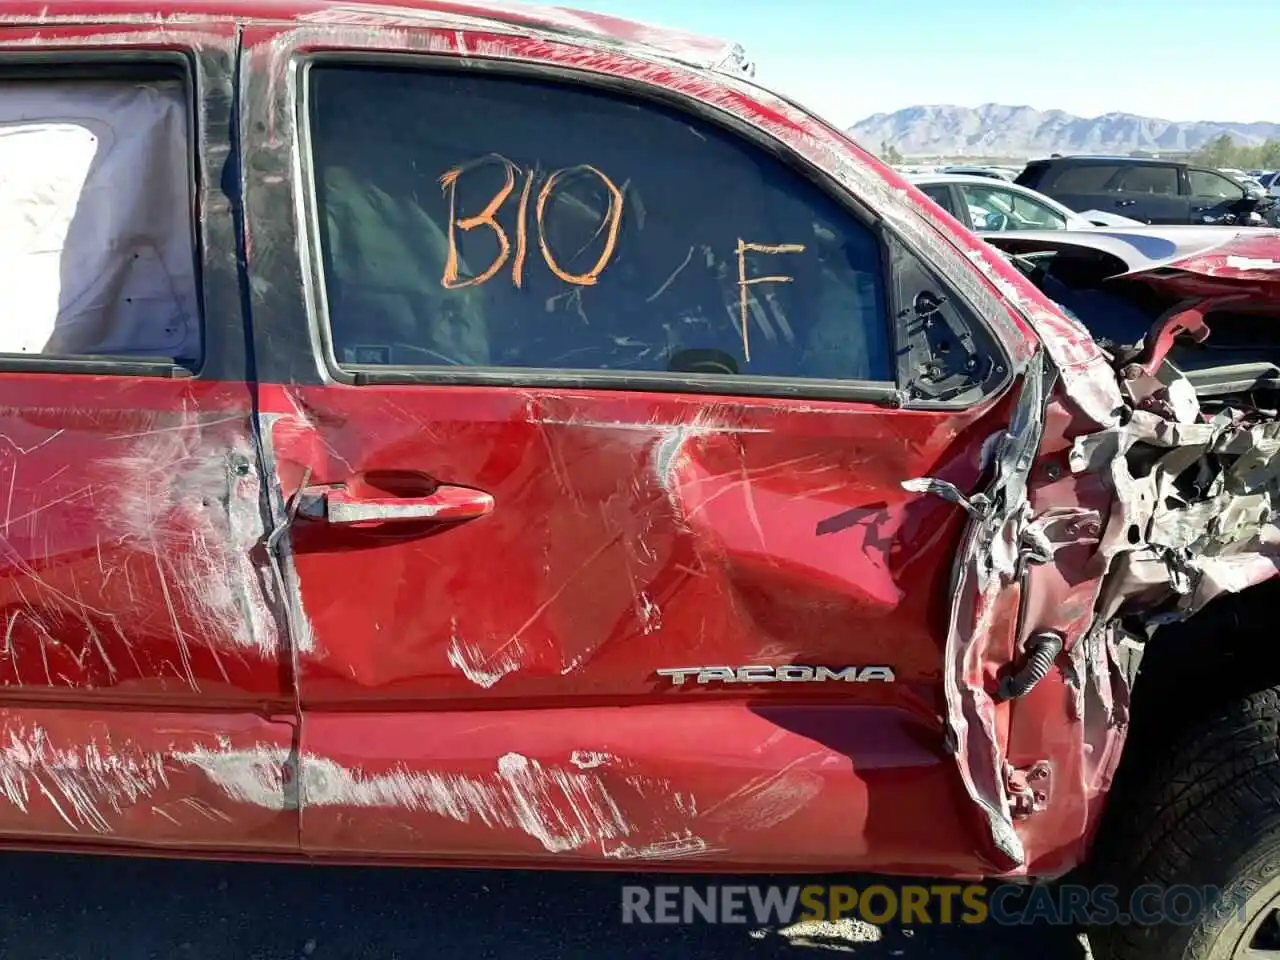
919,184 -> 960,218
1188,170 -> 1246,199
0,79 -> 199,361
1048,164 -> 1123,193
1009,192 -> 1067,229
307,66 -> 893,383
1114,165 -> 1179,195
961,185 -> 1067,231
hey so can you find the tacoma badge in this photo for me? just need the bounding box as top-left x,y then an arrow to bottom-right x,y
656,665 -> 896,685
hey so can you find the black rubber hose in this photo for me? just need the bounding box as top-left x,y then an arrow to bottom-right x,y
997,632 -> 1065,701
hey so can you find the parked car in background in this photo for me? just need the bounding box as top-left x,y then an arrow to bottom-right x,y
1016,155 -> 1274,225
1260,171 -> 1280,197
983,226 -> 1280,402
910,173 -> 1144,232
1223,167 -> 1269,196
939,163 -> 1013,180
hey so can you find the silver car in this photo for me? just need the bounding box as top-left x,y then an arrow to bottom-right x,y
909,172 -> 1144,232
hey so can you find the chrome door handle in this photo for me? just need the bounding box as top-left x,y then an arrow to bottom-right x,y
299,483 -> 494,525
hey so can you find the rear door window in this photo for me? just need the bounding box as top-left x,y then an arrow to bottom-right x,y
305,66 -> 894,384
1113,165 -> 1179,195
1046,164 -> 1124,193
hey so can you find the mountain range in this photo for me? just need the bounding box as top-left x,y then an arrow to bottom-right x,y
847,104 -> 1280,158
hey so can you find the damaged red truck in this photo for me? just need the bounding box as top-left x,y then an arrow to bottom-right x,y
1,1 -> 1279,957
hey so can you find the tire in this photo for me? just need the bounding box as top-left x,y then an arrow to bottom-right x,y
1091,687 -> 1280,960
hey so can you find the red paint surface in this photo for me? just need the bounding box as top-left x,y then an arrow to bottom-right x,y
0,0 -> 1182,879
272,387 -> 997,704
299,705 -> 999,872
1128,232 -> 1280,303
1158,232 -> 1280,283
0,706 -> 295,849
268,384 -> 1017,871
0,376 -> 286,703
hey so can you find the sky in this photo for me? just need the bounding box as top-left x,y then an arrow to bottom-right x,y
572,0 -> 1277,128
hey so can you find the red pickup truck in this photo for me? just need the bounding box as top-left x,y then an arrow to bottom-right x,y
0,3 -> 1278,959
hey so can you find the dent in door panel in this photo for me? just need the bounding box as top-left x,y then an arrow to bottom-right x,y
298,703 -> 996,873
269,384 -> 1001,704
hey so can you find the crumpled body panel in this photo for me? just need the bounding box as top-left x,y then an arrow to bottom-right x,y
927,228 -> 1280,875
262,382 -> 1020,871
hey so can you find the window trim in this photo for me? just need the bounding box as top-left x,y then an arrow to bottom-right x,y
294,52 -> 1010,407
0,50 -> 205,379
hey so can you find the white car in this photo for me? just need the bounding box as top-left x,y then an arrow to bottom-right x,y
939,164 -> 1015,181
908,173 -> 1144,232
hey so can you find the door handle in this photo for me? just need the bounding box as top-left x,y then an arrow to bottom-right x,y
1115,199 -> 1137,207
299,483 -> 494,525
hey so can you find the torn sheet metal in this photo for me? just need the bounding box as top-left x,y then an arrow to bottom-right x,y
924,279 -> 1280,872
1079,401 -> 1280,623
913,350 -> 1053,868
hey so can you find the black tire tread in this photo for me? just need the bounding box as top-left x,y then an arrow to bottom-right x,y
1092,686 -> 1280,960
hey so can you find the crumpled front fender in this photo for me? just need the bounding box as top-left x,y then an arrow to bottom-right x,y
922,300 -> 1280,874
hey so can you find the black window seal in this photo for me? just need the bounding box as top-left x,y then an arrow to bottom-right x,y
295,52 -> 916,405
946,185 -> 973,230
0,49 -> 205,379
881,221 -> 1012,411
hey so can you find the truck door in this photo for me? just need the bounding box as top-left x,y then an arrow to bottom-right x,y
242,23 -> 1023,873
1109,164 -> 1191,224
0,24 -> 297,849
1186,167 -> 1252,223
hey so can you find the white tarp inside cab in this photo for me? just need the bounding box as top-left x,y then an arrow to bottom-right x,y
0,80 -> 200,360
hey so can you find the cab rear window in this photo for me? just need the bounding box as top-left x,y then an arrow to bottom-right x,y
304,65 -> 894,384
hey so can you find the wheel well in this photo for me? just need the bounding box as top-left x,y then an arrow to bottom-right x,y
1086,578 -> 1280,886
1125,577 -> 1280,753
